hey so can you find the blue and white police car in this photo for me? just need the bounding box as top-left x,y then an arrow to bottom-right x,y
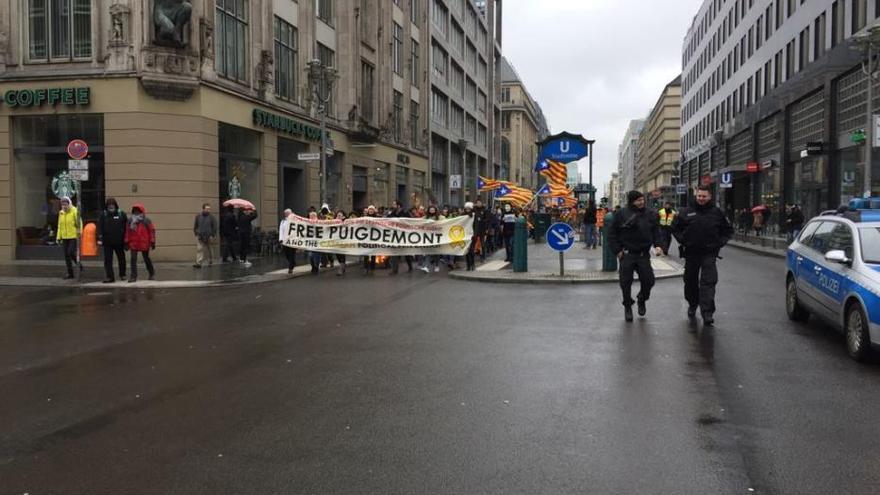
786,198 -> 880,361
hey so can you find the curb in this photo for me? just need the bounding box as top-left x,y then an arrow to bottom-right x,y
448,268 -> 684,285
0,264 -> 348,290
727,241 -> 786,259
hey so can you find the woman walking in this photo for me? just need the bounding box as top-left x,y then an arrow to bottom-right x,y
279,208 -> 296,274
125,203 -> 156,282
335,210 -> 348,276
56,196 -> 81,280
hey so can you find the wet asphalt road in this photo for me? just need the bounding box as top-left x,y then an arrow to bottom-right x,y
1,248 -> 880,494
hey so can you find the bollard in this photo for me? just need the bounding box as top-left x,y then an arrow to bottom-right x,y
601,213 -> 617,272
513,216 -> 528,272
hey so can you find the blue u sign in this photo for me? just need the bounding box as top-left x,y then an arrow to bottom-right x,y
538,132 -> 591,162
721,172 -> 732,184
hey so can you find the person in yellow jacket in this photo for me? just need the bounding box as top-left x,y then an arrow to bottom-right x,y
56,196 -> 82,279
657,201 -> 677,255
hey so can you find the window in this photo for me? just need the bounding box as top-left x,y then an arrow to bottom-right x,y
450,21 -> 465,55
393,91 -> 403,142
501,87 -> 510,102
361,61 -> 375,122
477,57 -> 487,83
478,124 -> 487,147
465,78 -> 476,109
808,222 -> 836,254
466,41 -> 477,69
318,43 -> 335,113
410,101 -> 420,148
829,224 -> 855,259
431,43 -> 447,79
410,39 -> 420,87
432,0 -> 448,35
28,0 -> 92,61
274,17 -> 297,102
774,50 -> 782,87
477,90 -> 486,115
852,0 -> 867,33
317,0 -> 333,25
216,0 -> 249,82
832,1 -> 844,47
798,221 -> 822,244
450,103 -> 464,132
431,90 -> 448,126
815,14 -> 826,60
450,62 -> 464,94
798,28 -> 809,71
785,39 -> 794,79
860,227 -> 880,264
411,0 -> 419,24
501,111 -> 510,130
392,23 -> 403,75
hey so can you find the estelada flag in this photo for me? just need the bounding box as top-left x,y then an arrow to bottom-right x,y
494,183 -> 533,207
556,196 -> 578,208
477,176 -> 503,192
537,182 -> 573,197
535,159 -> 568,186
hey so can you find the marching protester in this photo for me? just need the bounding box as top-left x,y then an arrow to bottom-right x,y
473,198 -> 489,263
220,205 -> 238,262
608,190 -> 664,322
56,196 -> 81,280
193,203 -> 217,268
335,210 -> 348,276
308,211 -> 321,275
363,205 -> 379,274
125,203 -> 156,282
502,203 -> 517,262
237,207 -> 258,268
657,200 -> 677,255
386,199 -> 412,274
464,202 -> 478,271
97,197 -> 127,283
672,185 -> 734,326
420,205 -> 443,273
583,199 -> 598,249
279,208 -> 296,274
595,206 -> 606,246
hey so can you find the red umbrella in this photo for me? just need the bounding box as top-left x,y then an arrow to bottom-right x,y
223,198 -> 255,210
751,205 -> 768,213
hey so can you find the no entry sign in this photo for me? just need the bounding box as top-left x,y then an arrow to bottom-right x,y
67,139 -> 88,160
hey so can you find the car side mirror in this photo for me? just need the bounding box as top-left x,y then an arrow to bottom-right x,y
825,250 -> 851,265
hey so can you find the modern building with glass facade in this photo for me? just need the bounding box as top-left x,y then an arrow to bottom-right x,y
427,0 -> 502,206
682,0 -> 880,227
0,1 -> 436,261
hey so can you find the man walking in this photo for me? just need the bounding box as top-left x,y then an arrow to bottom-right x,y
583,200 -> 598,249
220,205 -> 238,262
657,201 -> 677,255
387,200 -> 412,274
608,190 -> 664,322
97,197 -> 127,283
672,185 -> 734,326
472,198 -> 489,263
193,203 -> 217,268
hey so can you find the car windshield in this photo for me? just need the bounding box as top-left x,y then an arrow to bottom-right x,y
860,227 -> 880,264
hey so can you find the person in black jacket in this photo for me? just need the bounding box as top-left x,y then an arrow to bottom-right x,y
785,204 -> 805,243
583,200 -> 598,249
97,197 -> 127,283
237,207 -> 258,267
472,198 -> 489,263
220,205 -> 238,262
386,200 -> 412,274
671,185 -> 734,326
608,190 -> 664,322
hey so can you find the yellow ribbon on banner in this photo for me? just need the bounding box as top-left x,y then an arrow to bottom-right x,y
448,225 -> 467,249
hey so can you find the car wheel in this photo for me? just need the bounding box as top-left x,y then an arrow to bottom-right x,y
786,276 -> 809,321
846,303 -> 872,362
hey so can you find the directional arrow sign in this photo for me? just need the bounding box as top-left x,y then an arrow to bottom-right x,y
547,222 -> 576,252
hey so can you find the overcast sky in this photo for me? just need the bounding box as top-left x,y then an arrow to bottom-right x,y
502,0 -> 703,195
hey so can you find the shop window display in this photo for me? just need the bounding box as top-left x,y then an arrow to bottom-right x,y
13,114 -> 104,258
219,123 -> 261,221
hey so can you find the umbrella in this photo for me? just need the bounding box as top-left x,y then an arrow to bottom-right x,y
223,198 -> 255,210
751,205 -> 768,213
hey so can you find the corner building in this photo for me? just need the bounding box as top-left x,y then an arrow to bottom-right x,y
682,0 -> 880,227
0,0 -> 433,261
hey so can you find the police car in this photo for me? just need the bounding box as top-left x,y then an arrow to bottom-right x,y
785,198 -> 880,361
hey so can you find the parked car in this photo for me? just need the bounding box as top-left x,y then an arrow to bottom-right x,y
785,201 -> 880,361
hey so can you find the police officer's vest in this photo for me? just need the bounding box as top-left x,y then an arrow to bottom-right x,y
658,208 -> 676,227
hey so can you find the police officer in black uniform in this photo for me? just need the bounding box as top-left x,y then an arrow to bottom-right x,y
672,185 -> 734,326
608,190 -> 664,322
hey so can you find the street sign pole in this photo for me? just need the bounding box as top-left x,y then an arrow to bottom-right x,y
559,251 -> 564,277
547,222 -> 575,277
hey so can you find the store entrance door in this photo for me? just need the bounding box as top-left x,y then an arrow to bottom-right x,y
282,166 -> 307,216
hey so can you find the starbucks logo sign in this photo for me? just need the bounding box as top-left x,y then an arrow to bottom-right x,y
51,170 -> 76,199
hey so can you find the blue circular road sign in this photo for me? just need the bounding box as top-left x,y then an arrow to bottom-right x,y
547,222 -> 576,252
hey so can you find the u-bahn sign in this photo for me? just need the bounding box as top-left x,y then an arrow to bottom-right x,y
536,131 -> 594,162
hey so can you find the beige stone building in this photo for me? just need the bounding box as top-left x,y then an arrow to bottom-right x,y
0,0 -> 437,262
499,56 -> 548,191
635,75 -> 681,203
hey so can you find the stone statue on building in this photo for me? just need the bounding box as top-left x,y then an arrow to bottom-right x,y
153,0 -> 193,48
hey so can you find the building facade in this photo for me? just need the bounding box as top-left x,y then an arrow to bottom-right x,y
606,172 -> 620,208
499,56 -> 550,191
0,0 -> 440,261
617,119 -> 645,205
682,0 -> 880,226
427,0 -> 503,207
636,75 -> 681,205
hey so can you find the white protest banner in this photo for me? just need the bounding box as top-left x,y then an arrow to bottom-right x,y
282,214 -> 473,256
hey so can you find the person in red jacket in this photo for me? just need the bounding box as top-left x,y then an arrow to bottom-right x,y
124,203 -> 156,282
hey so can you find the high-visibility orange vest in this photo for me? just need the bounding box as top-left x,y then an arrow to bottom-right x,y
596,209 -> 606,228
658,208 -> 676,227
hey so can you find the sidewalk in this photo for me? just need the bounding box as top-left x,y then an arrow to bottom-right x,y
450,238 -> 684,284
0,253 -> 323,289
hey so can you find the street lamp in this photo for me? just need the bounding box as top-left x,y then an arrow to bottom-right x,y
307,58 -> 338,207
853,25 -> 880,198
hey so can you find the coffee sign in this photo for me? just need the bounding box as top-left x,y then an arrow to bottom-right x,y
3,87 -> 90,108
